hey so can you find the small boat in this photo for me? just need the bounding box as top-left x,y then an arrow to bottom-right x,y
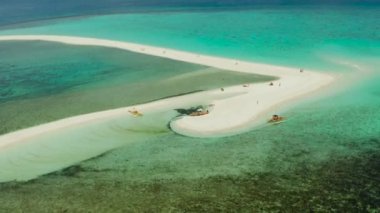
268,114 -> 284,123
128,110 -> 143,117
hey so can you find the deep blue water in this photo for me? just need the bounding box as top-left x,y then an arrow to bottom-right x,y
1,0 -> 379,27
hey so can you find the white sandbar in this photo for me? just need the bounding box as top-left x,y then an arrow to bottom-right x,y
0,35 -> 335,140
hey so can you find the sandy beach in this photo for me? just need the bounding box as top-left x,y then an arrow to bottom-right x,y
0,35 -> 335,140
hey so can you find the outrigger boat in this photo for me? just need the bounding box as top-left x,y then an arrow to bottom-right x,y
175,105 -> 212,117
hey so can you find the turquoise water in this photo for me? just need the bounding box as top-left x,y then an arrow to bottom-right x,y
0,6 -> 379,211
1,7 -> 379,71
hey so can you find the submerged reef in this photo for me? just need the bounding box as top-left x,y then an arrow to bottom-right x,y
0,141 -> 379,212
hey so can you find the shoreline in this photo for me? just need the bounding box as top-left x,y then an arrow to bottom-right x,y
0,35 -> 335,140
